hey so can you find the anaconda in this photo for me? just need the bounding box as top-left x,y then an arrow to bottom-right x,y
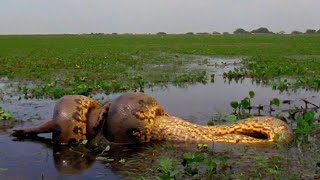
103,93 -> 293,144
12,93 -> 293,145
12,95 -> 110,144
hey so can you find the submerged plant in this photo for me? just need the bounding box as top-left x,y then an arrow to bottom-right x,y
182,152 -> 218,177
230,90 -> 255,119
156,157 -> 180,180
229,90 -> 285,120
0,107 -> 12,120
295,111 -> 317,142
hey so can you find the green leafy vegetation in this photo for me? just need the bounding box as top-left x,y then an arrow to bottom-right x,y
295,111 -> 317,142
228,90 -> 319,143
152,151 -> 225,179
156,157 -> 180,180
0,34 -> 320,98
229,91 -> 255,119
0,107 -> 12,120
225,55 -> 320,91
251,155 -> 289,179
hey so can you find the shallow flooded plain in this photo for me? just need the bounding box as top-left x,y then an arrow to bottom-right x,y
1,57 -> 319,179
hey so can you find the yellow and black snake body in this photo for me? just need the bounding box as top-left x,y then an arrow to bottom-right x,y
12,93 -> 293,145
103,93 -> 293,144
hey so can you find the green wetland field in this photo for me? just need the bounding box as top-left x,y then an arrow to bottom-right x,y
0,34 -> 320,179
0,34 -> 319,98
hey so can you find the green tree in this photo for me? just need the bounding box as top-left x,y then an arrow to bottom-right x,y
291,30 -> 303,34
251,27 -> 273,34
196,32 -> 210,35
233,28 -> 250,34
157,32 -> 167,35
305,29 -> 316,34
212,31 -> 221,35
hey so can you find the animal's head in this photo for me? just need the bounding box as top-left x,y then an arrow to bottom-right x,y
102,93 -> 168,144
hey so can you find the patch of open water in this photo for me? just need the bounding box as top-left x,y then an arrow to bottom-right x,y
0,56 -> 319,179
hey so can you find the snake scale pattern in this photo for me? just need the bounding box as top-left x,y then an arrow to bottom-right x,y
12,93 -> 293,145
103,93 -> 293,144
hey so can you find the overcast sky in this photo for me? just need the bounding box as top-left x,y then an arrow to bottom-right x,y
0,0 -> 319,34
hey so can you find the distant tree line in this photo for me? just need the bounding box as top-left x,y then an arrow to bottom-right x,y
183,27 -> 320,35
232,27 -> 320,35
85,27 -> 320,35
173,27 -> 320,35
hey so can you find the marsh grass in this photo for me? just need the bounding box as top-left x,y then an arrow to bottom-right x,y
244,56 -> 320,89
1,50 -> 208,98
1,34 -> 320,98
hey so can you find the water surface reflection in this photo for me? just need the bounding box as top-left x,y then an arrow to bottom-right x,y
0,57 -> 319,179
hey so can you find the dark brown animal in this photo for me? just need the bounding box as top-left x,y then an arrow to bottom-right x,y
12,95 -> 109,144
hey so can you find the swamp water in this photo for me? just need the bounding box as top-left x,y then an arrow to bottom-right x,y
0,57 -> 319,179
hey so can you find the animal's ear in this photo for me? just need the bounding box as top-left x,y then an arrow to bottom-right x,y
98,102 -> 111,121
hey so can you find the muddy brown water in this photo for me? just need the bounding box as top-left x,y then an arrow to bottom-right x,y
0,57 -> 319,179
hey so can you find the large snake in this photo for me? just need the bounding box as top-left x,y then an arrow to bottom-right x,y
103,93 -> 293,144
12,93 -> 293,145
